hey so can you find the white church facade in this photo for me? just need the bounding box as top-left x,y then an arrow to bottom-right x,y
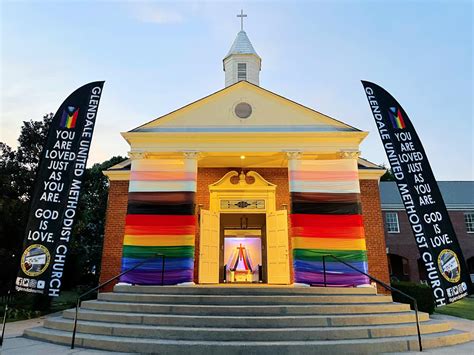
99,20 -> 389,290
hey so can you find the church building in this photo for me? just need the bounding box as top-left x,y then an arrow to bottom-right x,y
99,23 -> 390,290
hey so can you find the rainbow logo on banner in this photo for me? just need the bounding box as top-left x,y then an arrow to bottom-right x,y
60,106 -> 79,129
388,107 -> 406,129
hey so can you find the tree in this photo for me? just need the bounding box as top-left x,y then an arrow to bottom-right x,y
380,164 -> 395,181
0,113 -> 53,293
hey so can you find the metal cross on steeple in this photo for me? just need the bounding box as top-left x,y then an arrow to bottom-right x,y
237,9 -> 247,31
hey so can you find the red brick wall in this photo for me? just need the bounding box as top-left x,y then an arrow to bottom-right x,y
194,168 -> 292,282
384,210 -> 420,281
99,180 -> 129,291
99,173 -> 391,292
384,210 -> 474,282
360,180 -> 391,294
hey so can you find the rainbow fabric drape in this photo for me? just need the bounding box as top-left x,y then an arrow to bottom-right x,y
289,159 -> 369,286
120,158 -> 196,285
227,244 -> 254,272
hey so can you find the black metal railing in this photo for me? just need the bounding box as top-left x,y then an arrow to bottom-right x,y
71,253 -> 165,349
318,253 -> 422,351
0,290 -> 12,346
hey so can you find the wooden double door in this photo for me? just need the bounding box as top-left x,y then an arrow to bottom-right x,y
198,210 -> 290,284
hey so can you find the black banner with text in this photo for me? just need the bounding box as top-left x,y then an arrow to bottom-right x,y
362,80 -> 471,306
15,81 -> 105,297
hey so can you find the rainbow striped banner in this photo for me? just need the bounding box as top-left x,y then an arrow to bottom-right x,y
120,158 -> 196,285
289,159 -> 369,286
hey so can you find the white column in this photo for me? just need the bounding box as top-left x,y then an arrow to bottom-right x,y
286,150 -> 302,172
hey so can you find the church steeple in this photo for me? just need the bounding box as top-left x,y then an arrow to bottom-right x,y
223,10 -> 261,87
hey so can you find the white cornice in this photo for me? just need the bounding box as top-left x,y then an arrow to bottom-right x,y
103,170 -> 131,181
121,131 -> 368,154
339,150 -> 361,159
358,169 -> 386,181
103,166 -> 384,182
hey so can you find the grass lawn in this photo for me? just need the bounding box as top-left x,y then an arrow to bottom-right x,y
435,296 -> 474,320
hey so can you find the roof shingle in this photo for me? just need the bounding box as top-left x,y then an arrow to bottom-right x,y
224,31 -> 260,59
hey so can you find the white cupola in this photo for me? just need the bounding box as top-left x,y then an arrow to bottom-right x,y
223,11 -> 261,87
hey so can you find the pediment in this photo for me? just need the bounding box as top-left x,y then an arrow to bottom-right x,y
131,81 -> 359,133
210,171 -> 276,191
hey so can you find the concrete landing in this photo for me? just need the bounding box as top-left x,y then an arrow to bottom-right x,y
0,315 -> 127,354
0,336 -> 129,354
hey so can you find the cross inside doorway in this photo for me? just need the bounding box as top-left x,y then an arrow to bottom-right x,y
237,9 -> 247,31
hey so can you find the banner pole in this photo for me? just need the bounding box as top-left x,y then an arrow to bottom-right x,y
0,290 -> 10,347
14,81 -> 105,298
361,80 -> 472,305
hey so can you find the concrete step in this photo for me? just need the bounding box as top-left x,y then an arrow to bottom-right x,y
98,292 -> 392,305
44,317 -> 451,341
24,326 -> 472,354
113,285 -> 378,295
62,308 -> 430,328
81,300 -> 411,316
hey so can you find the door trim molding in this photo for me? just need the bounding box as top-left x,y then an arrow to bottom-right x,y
209,170 -> 276,213
197,170 -> 290,285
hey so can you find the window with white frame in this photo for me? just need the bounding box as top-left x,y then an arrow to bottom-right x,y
464,212 -> 474,233
385,212 -> 400,233
237,63 -> 247,81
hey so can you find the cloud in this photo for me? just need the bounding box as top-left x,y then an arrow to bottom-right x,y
133,4 -> 184,24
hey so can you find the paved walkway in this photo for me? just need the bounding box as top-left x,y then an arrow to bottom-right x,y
1,336 -> 131,354
388,314 -> 474,354
1,314 -> 130,354
1,313 -> 473,354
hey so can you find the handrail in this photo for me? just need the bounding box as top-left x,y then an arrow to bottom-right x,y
71,253 -> 165,349
0,290 -> 12,347
319,253 -> 423,352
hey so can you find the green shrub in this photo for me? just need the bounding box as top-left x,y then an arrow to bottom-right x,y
391,281 -> 435,314
5,308 -> 41,322
32,294 -> 52,311
0,293 -> 46,322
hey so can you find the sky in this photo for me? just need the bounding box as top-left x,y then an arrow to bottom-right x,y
1,0 -> 472,180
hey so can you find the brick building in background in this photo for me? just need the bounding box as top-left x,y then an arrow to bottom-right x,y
380,181 -> 474,283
